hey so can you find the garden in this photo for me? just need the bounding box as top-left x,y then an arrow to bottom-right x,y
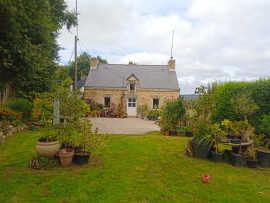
159,79 -> 270,169
1,79 -> 270,202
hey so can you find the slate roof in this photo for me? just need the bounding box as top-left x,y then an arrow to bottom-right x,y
71,78 -> 87,88
84,64 -> 180,90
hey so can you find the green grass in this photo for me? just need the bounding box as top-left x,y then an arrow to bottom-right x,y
0,130 -> 270,202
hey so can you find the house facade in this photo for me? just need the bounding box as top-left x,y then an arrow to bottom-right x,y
84,57 -> 180,116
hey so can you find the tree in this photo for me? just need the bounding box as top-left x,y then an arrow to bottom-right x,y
69,52 -> 90,80
0,0 -> 76,94
97,55 -> 108,64
128,61 -> 137,65
231,92 -> 259,121
55,65 -> 71,82
69,53 -> 108,80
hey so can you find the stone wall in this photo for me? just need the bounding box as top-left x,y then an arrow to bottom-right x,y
84,87 -> 179,111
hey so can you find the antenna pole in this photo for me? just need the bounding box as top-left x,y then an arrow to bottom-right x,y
170,30 -> 174,58
76,0 -> 78,37
74,0 -> 78,91
74,36 -> 77,91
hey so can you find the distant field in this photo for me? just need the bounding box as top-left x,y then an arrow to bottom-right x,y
182,94 -> 199,102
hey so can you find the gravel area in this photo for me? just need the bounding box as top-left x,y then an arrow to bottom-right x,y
89,117 -> 160,134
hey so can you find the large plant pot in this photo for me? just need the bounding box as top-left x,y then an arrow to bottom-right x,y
169,131 -> 177,136
164,131 -> 170,136
257,151 -> 270,168
36,140 -> 60,158
193,139 -> 212,159
74,152 -> 91,165
230,153 -> 248,167
211,151 -> 223,162
247,159 -> 259,169
59,148 -> 74,166
177,131 -> 186,137
160,129 -> 165,135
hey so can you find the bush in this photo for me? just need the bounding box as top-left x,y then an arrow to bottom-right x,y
0,108 -> 21,121
5,98 -> 33,120
213,81 -> 249,123
213,79 -> 270,133
147,110 -> 160,120
161,98 -> 185,131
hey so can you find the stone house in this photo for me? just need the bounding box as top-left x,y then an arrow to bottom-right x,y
84,57 -> 180,116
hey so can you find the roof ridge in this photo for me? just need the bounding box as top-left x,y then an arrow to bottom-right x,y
99,64 -> 167,66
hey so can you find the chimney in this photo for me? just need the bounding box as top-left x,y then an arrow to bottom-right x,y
90,57 -> 99,69
168,57 -> 175,71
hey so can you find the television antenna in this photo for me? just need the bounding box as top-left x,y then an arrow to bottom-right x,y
170,30 -> 174,58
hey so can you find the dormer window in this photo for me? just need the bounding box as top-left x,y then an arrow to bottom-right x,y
130,83 -> 135,91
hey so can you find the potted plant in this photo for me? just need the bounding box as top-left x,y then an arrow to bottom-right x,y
74,118 -> 108,165
162,123 -> 171,136
33,96 -> 60,158
244,148 -> 259,169
257,113 -> 270,168
176,122 -> 187,136
54,122 -> 75,166
210,124 -> 226,162
158,120 -> 165,134
191,118 -> 214,159
197,123 -> 225,162
161,99 -> 185,135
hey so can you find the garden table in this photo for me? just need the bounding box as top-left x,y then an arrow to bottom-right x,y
222,140 -> 254,154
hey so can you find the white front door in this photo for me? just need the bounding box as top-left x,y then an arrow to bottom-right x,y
127,98 -> 137,116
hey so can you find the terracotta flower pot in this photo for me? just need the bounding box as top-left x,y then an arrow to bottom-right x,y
164,130 -> 170,136
36,140 -> 60,158
59,148 -> 74,166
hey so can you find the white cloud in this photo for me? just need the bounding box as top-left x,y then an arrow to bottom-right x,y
58,0 -> 270,94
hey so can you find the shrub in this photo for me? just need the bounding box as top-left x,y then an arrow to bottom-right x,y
147,110 -> 160,120
213,81 -> 249,123
0,108 -> 21,121
161,98 -> 185,131
4,98 -> 32,120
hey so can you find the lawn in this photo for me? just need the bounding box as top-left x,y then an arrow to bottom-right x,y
0,130 -> 270,202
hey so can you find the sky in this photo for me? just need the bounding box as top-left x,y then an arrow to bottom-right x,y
57,0 -> 270,94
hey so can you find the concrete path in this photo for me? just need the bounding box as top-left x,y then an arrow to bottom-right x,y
89,117 -> 160,135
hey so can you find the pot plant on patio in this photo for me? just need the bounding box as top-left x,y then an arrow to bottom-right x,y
162,123 -> 171,136
176,122 -> 187,136
161,98 -> 185,136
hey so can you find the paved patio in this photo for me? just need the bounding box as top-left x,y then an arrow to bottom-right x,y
89,117 -> 160,134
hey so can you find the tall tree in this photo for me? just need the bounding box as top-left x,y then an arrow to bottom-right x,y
69,53 -> 108,80
0,0 -> 76,94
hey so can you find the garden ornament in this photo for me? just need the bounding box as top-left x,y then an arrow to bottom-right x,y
202,174 -> 210,183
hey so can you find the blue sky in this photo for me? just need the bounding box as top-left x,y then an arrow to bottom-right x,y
57,0 -> 270,94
